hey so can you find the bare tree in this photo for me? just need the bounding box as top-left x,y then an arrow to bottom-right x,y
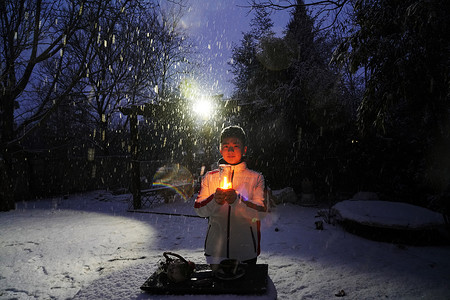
0,0 -> 132,211
67,1 -> 163,155
150,4 -> 195,102
247,0 -> 350,29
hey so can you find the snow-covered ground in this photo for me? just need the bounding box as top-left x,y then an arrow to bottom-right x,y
1,190 -> 449,300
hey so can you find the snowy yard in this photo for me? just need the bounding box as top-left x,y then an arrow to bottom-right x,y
1,190 -> 449,299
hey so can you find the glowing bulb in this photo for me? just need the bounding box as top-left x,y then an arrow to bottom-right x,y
193,98 -> 213,119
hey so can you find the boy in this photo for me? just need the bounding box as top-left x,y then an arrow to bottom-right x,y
194,126 -> 267,264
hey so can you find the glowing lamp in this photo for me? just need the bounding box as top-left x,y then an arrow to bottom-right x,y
193,98 -> 213,120
220,176 -> 232,190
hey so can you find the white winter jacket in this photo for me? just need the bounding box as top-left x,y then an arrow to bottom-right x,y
194,161 -> 267,262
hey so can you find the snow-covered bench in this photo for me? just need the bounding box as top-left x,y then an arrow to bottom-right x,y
128,182 -> 193,210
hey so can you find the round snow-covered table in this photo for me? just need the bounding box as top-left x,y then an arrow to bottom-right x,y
332,200 -> 447,245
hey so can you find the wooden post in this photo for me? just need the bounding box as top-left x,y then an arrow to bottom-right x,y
129,112 -> 141,209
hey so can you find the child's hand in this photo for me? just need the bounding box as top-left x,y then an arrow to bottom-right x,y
214,188 -> 226,205
223,189 -> 237,204
215,188 -> 236,205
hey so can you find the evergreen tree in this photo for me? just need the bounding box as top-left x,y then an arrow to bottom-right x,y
231,0 -> 352,192
334,0 -> 450,205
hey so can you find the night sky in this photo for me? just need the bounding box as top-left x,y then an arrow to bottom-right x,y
181,0 -> 291,98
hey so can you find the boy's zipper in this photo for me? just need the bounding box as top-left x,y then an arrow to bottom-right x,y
250,226 -> 257,253
205,224 -> 211,250
226,205 -> 231,258
226,168 -> 234,258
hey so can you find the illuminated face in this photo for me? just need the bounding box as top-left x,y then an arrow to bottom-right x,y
220,137 -> 247,165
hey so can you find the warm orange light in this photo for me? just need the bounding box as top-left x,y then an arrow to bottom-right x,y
220,176 -> 232,189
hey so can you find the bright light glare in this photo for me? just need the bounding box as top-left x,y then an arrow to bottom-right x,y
193,98 -> 213,119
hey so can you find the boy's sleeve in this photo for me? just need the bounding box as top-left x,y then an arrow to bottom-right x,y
194,173 -> 220,217
238,174 -> 267,213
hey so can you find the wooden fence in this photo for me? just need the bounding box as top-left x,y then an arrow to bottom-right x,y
11,156 -> 166,200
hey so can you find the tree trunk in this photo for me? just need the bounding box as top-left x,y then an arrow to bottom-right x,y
130,113 -> 141,209
0,156 -> 16,211
0,92 -> 17,211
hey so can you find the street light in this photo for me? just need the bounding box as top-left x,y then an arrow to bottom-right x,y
192,95 -> 213,120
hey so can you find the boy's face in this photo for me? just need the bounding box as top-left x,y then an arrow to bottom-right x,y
220,137 -> 247,165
